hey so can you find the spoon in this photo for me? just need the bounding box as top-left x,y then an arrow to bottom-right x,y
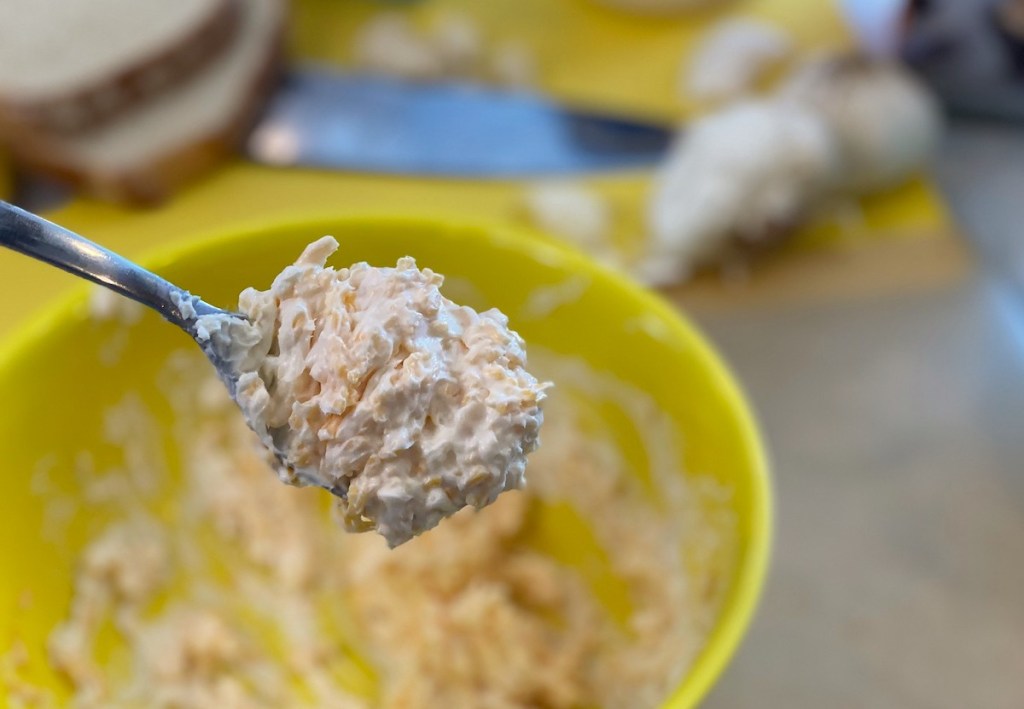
0,200 -> 345,499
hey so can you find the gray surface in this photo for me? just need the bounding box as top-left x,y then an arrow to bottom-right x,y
700,121 -> 1024,708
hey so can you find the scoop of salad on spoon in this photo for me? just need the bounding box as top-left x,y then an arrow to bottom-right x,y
0,201 -> 549,547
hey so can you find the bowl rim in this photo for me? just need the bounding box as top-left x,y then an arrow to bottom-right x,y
0,212 -> 772,708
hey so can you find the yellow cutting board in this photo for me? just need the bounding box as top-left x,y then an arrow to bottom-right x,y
0,0 -> 964,339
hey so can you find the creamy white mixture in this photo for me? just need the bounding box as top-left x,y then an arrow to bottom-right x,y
196,237 -> 548,547
781,55 -> 942,192
641,99 -> 839,285
642,54 -> 941,284
685,17 -> 793,103
25,350 -> 731,709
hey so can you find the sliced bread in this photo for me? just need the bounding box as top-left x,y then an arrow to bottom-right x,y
8,0 -> 285,206
0,149 -> 11,201
0,0 -> 242,134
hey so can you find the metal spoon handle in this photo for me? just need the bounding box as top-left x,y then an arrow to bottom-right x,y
0,200 -> 204,328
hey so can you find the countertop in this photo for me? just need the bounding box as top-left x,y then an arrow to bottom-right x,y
700,119 -> 1024,709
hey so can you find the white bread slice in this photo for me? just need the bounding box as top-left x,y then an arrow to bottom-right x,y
8,0 -> 285,205
0,0 -> 242,134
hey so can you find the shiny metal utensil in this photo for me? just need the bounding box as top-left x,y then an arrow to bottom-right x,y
247,68 -> 675,175
0,201 -> 235,368
0,201 -> 345,499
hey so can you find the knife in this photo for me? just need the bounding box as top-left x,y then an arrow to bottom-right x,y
246,66 -> 675,176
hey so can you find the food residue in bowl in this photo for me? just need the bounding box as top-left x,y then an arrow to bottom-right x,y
19,347 -> 735,709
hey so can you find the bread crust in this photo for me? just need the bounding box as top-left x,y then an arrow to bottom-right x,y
0,0 -> 243,135
0,149 -> 11,201
5,17 -> 285,206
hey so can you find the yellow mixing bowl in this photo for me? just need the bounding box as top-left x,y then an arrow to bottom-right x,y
0,215 -> 771,707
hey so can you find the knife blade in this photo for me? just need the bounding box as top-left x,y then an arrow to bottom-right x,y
246,67 -> 674,176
